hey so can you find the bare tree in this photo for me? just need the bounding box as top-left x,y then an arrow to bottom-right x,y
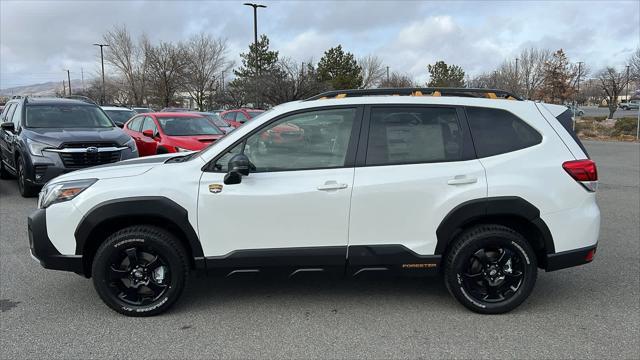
630,48 -> 640,82
260,58 -> 327,105
378,72 -> 415,88
183,33 -> 231,110
147,42 -> 189,107
359,55 -> 386,89
519,48 -> 551,99
102,25 -> 148,105
598,67 -> 629,118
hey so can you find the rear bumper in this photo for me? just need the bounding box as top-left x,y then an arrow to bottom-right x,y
28,208 -> 84,275
545,244 -> 597,271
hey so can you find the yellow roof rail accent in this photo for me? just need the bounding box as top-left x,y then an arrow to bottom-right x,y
335,93 -> 347,99
486,92 -> 498,99
412,91 -> 423,96
432,90 -> 441,97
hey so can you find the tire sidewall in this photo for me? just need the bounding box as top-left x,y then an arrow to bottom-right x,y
447,231 -> 537,314
92,233 -> 186,316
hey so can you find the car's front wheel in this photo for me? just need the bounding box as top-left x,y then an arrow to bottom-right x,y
17,156 -> 38,197
92,225 -> 189,317
444,224 -> 537,314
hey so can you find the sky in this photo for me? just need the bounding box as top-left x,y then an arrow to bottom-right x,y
1,0 -> 639,89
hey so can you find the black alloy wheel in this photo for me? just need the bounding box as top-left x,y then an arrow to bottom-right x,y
444,224 -> 538,314
460,246 -> 525,303
107,246 -> 170,306
92,225 -> 188,317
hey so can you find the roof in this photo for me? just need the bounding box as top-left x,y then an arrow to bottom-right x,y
21,97 -> 97,106
149,112 -> 206,118
102,106 -> 135,111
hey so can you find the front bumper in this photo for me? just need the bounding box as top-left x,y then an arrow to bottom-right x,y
28,208 -> 84,275
27,148 -> 137,186
545,244 -> 597,271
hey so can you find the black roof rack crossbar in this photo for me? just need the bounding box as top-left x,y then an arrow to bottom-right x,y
305,87 -> 522,101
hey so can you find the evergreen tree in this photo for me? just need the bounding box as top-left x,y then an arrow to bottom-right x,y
539,49 -> 575,103
427,61 -> 465,87
317,45 -> 363,90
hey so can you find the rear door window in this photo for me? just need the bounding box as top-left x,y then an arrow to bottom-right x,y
127,116 -> 143,132
365,107 -> 464,165
466,107 -> 542,158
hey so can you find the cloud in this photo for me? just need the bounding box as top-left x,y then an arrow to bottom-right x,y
1,0 -> 638,89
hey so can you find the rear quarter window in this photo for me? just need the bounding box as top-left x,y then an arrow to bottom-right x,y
466,107 -> 542,158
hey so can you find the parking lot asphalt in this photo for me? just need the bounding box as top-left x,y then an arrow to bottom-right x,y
581,106 -> 638,119
1,140 -> 638,359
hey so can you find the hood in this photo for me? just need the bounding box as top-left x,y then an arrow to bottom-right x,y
49,153 -> 176,183
166,135 -> 223,151
24,127 -> 131,147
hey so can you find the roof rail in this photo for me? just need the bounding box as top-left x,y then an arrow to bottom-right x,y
64,95 -> 98,105
306,87 -> 522,101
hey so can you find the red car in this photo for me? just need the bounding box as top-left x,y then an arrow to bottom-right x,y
123,113 -> 224,156
221,108 -> 264,128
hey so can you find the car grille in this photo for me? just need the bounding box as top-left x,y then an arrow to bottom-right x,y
59,151 -> 121,169
55,142 -> 123,169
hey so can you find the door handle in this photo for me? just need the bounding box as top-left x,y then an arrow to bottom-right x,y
447,175 -> 478,185
317,181 -> 348,191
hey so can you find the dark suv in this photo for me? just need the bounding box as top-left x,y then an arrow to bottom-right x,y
0,97 -> 138,196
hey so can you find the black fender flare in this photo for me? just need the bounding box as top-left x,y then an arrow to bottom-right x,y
74,196 -> 205,264
435,196 -> 554,255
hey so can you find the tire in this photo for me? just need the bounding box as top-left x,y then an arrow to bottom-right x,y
16,155 -> 38,197
444,224 -> 537,314
92,225 -> 189,317
0,158 -> 12,179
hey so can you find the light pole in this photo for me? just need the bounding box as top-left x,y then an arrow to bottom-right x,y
93,43 -> 109,105
243,3 -> 266,108
65,69 -> 71,95
625,65 -> 630,102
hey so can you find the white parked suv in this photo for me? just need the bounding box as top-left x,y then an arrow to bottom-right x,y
29,88 -> 600,316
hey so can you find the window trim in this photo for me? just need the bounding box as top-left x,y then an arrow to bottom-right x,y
355,104 -> 476,168
203,105 -> 365,173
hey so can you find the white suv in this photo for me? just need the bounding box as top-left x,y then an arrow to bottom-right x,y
29,88 -> 600,316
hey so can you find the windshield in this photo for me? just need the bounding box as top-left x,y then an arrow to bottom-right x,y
156,116 -> 223,136
248,110 -> 264,118
25,105 -> 114,128
104,109 -> 136,125
204,114 -> 229,128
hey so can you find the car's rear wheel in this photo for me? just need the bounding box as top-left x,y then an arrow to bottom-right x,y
92,225 -> 189,317
17,156 -> 38,197
444,224 -> 537,314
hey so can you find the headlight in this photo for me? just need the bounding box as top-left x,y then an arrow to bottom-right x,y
175,147 -> 191,152
38,179 -> 97,209
27,138 -> 54,156
124,137 -> 137,152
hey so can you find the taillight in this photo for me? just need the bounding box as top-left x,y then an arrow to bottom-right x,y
563,159 -> 598,192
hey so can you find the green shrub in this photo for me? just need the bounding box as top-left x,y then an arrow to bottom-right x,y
613,117 -> 638,136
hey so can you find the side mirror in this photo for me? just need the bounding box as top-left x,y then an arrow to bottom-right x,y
223,154 -> 251,185
1,122 -> 15,133
142,129 -> 154,138
224,170 -> 242,185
